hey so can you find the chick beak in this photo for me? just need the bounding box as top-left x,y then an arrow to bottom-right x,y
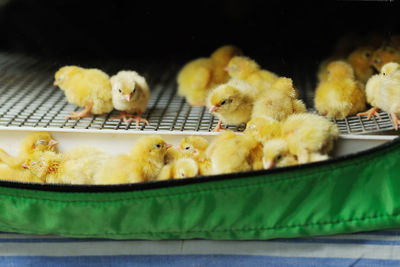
209,105 -> 218,113
48,139 -> 58,147
165,144 -> 172,150
21,162 -> 28,169
224,66 -> 229,72
125,93 -> 133,102
53,80 -> 58,86
264,160 -> 274,169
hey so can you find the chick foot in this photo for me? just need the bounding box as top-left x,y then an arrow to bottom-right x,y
67,104 -> 93,119
212,120 -> 224,132
126,113 -> 150,128
357,107 -> 381,120
391,112 -> 400,130
111,112 -> 138,124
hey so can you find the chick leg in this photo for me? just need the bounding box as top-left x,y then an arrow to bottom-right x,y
357,107 -> 381,120
67,104 -> 93,119
111,112 -> 138,124
390,112 -> 400,130
212,120 -> 223,132
126,111 -> 150,128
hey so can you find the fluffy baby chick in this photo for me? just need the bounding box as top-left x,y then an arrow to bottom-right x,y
110,70 -> 150,127
96,136 -> 170,184
177,45 -> 241,106
262,138 -> 298,169
281,113 -> 339,164
207,130 -> 258,175
226,56 -> 279,93
0,163 -> 43,183
347,46 -> 375,84
245,116 -> 281,143
358,62 -> 400,129
314,60 -> 366,118
0,132 -> 58,168
207,78 -> 258,131
22,151 -> 64,183
371,45 -> 400,72
251,77 -> 306,122
157,158 -> 199,180
179,136 -> 211,175
54,66 -> 113,118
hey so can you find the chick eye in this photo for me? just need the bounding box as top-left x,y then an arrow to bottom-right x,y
220,100 -> 227,105
180,172 -> 186,178
185,146 -> 191,150
276,155 -> 282,161
156,144 -> 161,148
365,52 -> 371,58
118,89 -> 122,93
132,88 -> 136,93
36,140 -> 47,145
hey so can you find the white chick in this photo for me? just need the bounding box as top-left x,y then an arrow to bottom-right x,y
110,70 -> 150,127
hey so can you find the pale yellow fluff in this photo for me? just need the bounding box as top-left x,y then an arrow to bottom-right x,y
54,66 -> 113,114
179,136 -> 211,175
157,158 -> 199,180
262,138 -> 298,169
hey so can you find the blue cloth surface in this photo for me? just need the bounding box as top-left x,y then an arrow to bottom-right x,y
1,229 -> 400,266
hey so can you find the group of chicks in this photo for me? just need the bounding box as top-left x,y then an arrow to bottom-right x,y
54,66 -> 150,126
178,45 -> 307,131
314,34 -> 400,129
0,113 -> 338,184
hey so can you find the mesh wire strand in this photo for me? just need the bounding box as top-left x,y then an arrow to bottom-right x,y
0,53 -> 395,134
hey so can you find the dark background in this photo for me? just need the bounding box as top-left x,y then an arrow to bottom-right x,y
0,0 -> 398,64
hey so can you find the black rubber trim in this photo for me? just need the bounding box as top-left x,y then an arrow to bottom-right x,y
0,136 -> 399,193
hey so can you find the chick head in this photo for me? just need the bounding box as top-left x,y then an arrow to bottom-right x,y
179,136 -> 209,158
325,61 -> 355,81
207,84 -> 243,115
111,75 -> 139,103
262,138 -> 297,169
226,56 -> 260,79
371,46 -> 400,71
245,116 -> 281,143
22,151 -> 62,179
173,158 -> 199,179
210,45 -> 243,66
381,62 -> 400,76
134,136 -> 171,161
22,132 -> 58,155
348,46 -> 374,67
54,66 -> 81,86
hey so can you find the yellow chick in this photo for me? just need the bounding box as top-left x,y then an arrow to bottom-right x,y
0,132 -> 58,168
54,66 -> 113,118
164,146 -> 184,165
0,163 -> 43,183
177,45 -> 241,106
251,77 -> 306,122
226,56 -> 279,93
245,116 -> 281,143
110,70 -> 150,126
262,138 -> 298,169
347,46 -> 375,84
207,130 -> 258,175
207,78 -> 258,131
22,151 -> 64,183
314,60 -> 366,118
179,136 -> 211,175
157,158 -> 199,180
371,45 -> 400,72
96,136 -> 170,184
358,62 -> 400,129
281,113 -> 339,164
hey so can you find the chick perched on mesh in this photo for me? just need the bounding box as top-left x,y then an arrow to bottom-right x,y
207,78 -> 258,131
110,70 -> 150,127
226,56 -> 279,93
206,130 -> 259,175
54,66 -> 113,118
358,62 -> 400,129
314,60 -> 366,118
347,46 -> 375,84
96,136 -> 170,184
177,45 -> 242,106
371,45 -> 400,72
251,77 -> 306,121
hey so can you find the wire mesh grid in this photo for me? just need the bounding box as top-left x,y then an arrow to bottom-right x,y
0,52 -> 396,135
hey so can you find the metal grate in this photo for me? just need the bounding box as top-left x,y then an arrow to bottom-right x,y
0,52 -> 396,135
